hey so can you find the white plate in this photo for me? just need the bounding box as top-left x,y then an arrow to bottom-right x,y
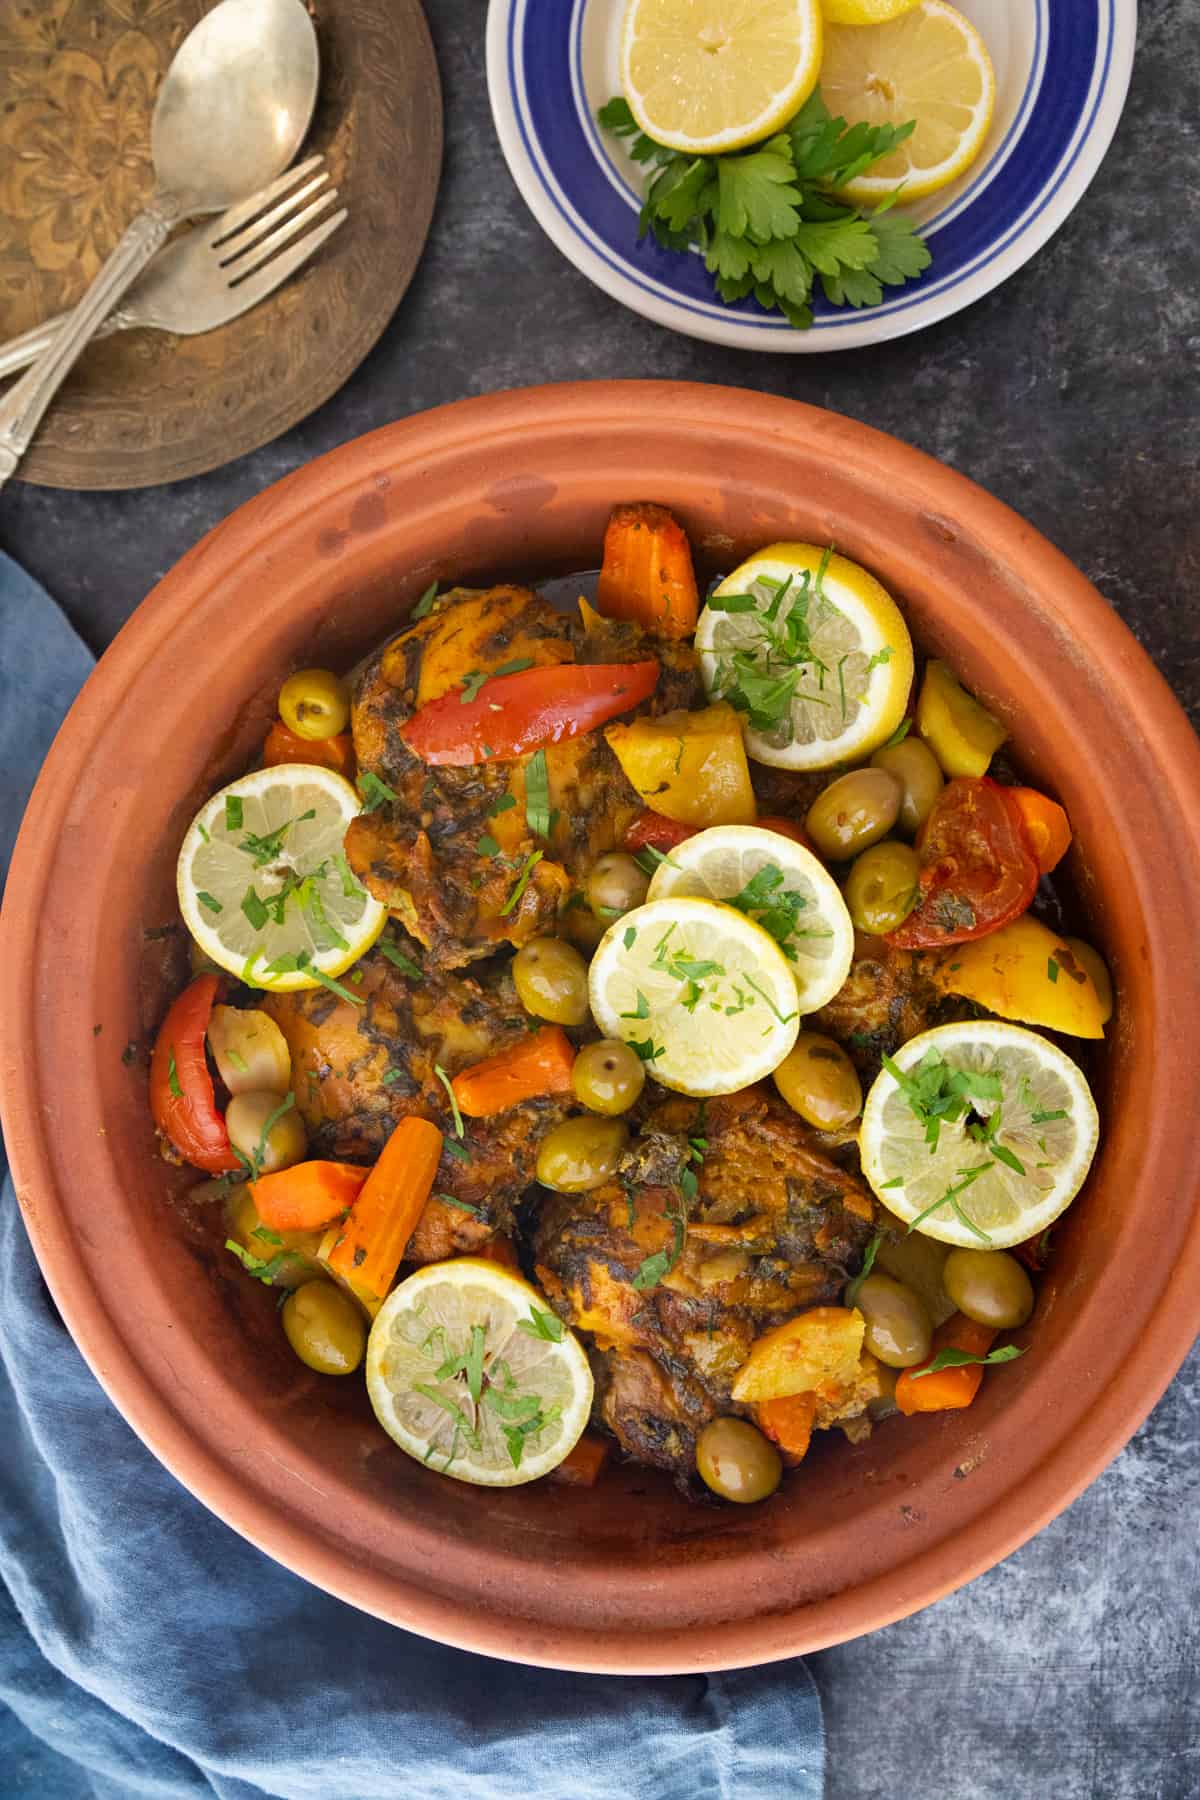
486,0 -> 1136,351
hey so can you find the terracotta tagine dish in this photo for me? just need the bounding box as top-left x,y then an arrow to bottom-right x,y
2,383 -> 1199,1672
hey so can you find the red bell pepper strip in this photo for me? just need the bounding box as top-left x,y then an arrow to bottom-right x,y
622,810 -> 698,853
149,975 -> 241,1173
400,661 -> 660,767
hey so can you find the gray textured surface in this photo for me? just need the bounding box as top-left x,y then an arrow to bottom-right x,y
4,0 -> 1199,1794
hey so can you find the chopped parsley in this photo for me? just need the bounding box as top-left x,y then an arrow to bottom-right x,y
727,862 -> 824,961
905,1165 -> 994,1245
476,833 -> 501,858
358,771 -> 399,813
166,1053 -> 182,1099
241,887 -> 269,931
623,926 -> 637,950
381,1068 -> 405,1086
517,1307 -> 565,1343
911,1344 -> 1026,1379
845,1231 -> 881,1308
196,891 -> 222,915
619,990 -> 650,1020
225,1239 -> 288,1284
378,938 -> 423,980
334,852 -> 365,899
411,580 -> 438,620
499,850 -> 543,917
488,792 -> 517,817
224,795 -> 243,832
435,1193 -> 482,1215
460,659 -> 535,704
880,718 -> 912,750
524,748 -> 555,839
433,1064 -> 465,1138
628,1037 -> 665,1063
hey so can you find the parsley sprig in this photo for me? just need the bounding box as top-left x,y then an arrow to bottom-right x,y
598,89 -> 931,329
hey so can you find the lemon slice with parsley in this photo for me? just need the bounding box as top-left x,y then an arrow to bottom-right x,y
621,0 -> 824,155
646,825 -> 854,1014
858,1021 -> 1099,1250
589,896 -> 801,1096
177,765 -> 386,993
365,1261 -> 594,1486
695,542 -> 913,770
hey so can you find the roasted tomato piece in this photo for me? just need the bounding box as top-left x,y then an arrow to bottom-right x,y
149,974 -> 241,1174
887,777 -> 1038,950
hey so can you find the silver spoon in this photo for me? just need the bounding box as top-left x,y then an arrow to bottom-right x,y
0,0 -> 318,494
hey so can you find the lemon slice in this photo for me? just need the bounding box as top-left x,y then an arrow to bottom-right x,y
621,0 -> 823,155
858,1021 -> 1099,1250
365,1260 -> 594,1486
177,765 -> 386,991
819,0 -> 996,203
646,826 -> 854,1013
822,0 -> 919,23
589,896 -> 801,1096
695,542 -> 913,770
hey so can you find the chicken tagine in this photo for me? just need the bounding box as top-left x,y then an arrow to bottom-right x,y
154,503 -> 1107,1501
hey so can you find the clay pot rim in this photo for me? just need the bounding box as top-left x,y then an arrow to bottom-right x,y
3,382 -> 1200,1673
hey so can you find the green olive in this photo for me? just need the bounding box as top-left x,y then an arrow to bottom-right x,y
696,1417 -> 782,1504
572,1039 -> 646,1115
281,1279 -> 366,1375
278,668 -> 351,741
225,1187 -> 321,1289
512,937 -> 590,1026
773,1032 -> 862,1129
866,1359 -> 899,1420
805,768 -> 902,862
536,1116 -> 629,1192
871,737 -> 945,835
585,852 -> 650,922
874,1233 -> 955,1327
225,1090 -> 307,1174
843,840 -> 922,936
853,1273 -> 933,1369
208,1005 -> 291,1096
943,1249 -> 1035,1329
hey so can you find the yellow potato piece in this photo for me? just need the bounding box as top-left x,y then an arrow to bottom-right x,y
605,702 -> 756,827
916,660 -> 1007,777
731,1305 -> 865,1403
933,914 -> 1107,1039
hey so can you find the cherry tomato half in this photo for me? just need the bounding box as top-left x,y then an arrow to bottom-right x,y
887,778 -> 1039,950
622,810 -> 698,853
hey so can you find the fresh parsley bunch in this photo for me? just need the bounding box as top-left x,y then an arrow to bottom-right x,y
598,89 -> 931,328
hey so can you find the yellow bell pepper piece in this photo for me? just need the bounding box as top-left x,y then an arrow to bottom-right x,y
916,660 -> 1008,777
604,701 -> 756,827
933,913 -> 1108,1038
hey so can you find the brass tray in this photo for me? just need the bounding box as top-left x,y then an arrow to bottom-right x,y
0,0 -> 442,489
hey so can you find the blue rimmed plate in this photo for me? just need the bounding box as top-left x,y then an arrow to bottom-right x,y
486,0 -> 1136,351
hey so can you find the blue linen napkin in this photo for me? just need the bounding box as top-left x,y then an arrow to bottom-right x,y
0,552 -> 824,1800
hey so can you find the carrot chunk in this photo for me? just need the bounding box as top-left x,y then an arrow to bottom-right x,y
596,502 -> 700,638
318,1117 -> 443,1313
251,1161 -> 368,1233
451,1026 -> 576,1118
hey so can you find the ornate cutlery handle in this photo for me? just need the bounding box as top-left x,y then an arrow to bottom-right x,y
0,191 -> 181,493
0,312 -> 128,384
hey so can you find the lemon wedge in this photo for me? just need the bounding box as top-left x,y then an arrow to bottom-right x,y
695,542 -> 913,770
621,0 -> 823,154
858,1022 -> 1099,1250
177,764 -> 386,991
646,825 -> 854,1013
365,1261 -> 594,1486
589,896 -> 801,1096
819,0 -> 996,203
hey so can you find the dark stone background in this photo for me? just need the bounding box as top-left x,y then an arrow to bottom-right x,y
4,2 -> 1197,1794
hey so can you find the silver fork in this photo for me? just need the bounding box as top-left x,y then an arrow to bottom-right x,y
0,155 -> 345,381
